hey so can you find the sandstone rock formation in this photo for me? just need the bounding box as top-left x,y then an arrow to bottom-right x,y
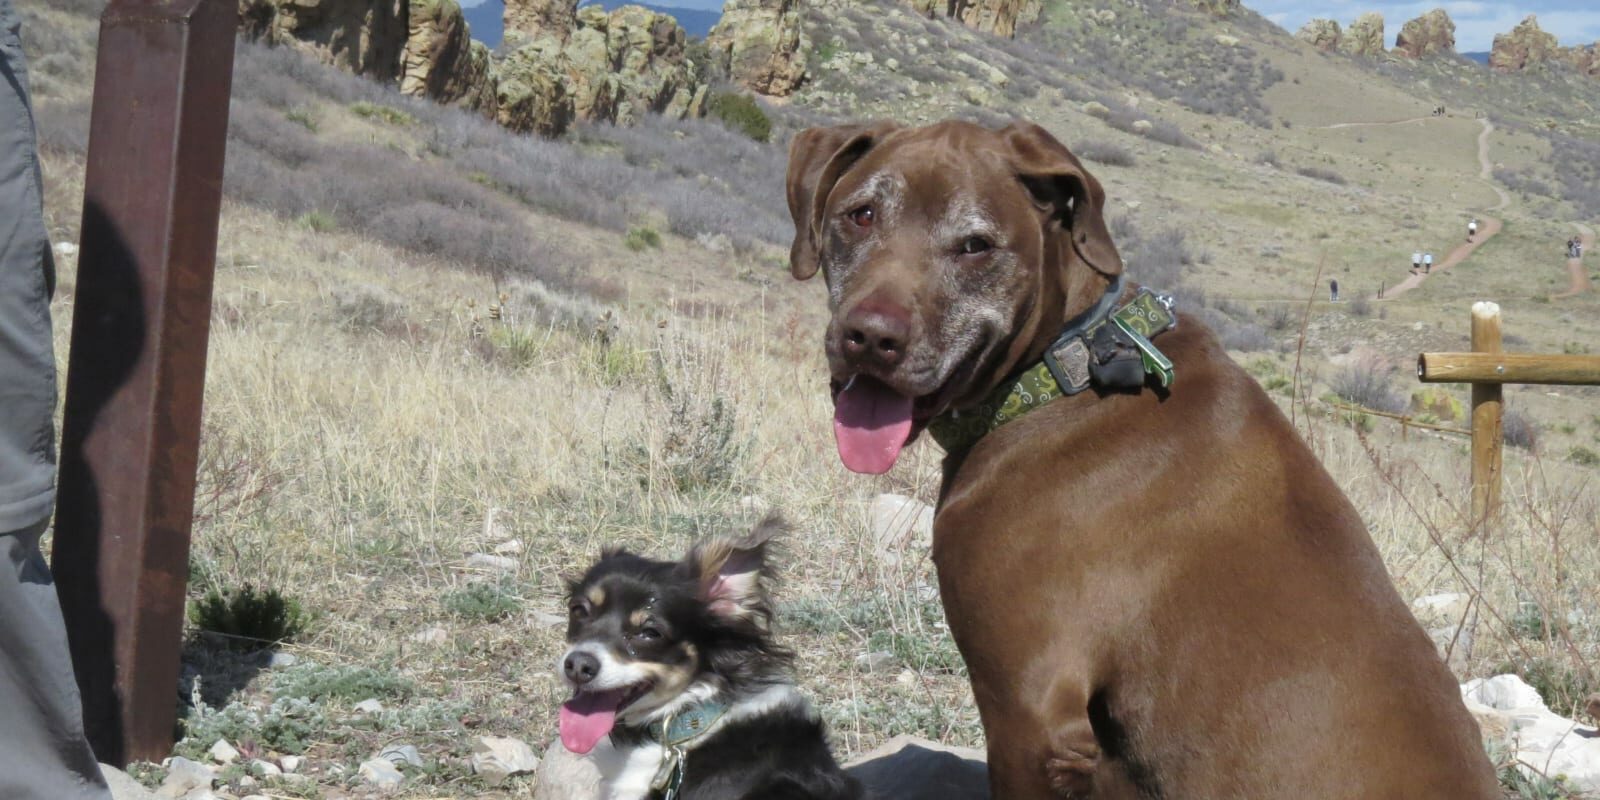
497,4 -> 705,136
401,0 -> 498,114
1187,0 -> 1238,16
903,0 -> 1041,38
1488,17 -> 1600,77
1295,18 -> 1341,52
1394,8 -> 1455,59
238,0 -> 409,82
503,0 -> 579,48
1340,12 -> 1384,57
705,0 -> 809,96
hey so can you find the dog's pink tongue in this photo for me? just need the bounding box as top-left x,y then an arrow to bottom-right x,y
559,689 -> 627,755
833,377 -> 915,474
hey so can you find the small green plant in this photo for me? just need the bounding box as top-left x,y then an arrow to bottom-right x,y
1558,422 -> 1577,435
351,100 -> 415,126
707,92 -> 772,143
271,662 -> 414,703
816,41 -> 840,64
443,579 -> 522,622
297,210 -> 336,233
285,107 -> 318,132
177,696 -> 325,758
1561,341 -> 1591,355
1569,446 -> 1600,467
189,584 -> 306,649
1263,375 -> 1292,393
1495,656 -> 1596,717
624,226 -> 662,252
483,325 -> 549,370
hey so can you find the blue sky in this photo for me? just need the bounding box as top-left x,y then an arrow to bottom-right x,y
1246,1 -> 1600,51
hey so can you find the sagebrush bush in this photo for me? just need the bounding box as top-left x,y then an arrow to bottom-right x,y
1296,165 -> 1347,185
1075,139 -> 1136,167
272,662 -> 414,703
625,226 -> 662,252
442,580 -> 522,622
1329,353 -> 1406,413
1503,408 -> 1540,451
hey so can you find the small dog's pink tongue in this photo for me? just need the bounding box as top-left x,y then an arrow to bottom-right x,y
559,689 -> 629,755
833,377 -> 915,474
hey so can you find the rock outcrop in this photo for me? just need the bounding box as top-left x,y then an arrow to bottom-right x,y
1463,675 -> 1600,793
238,0 -> 409,83
1186,0 -> 1238,16
1295,18 -> 1341,52
503,0 -> 579,48
1394,8 -> 1455,59
1339,12 -> 1384,57
706,0 -> 809,96
401,0 -> 497,114
497,4 -> 706,136
1489,17 -> 1600,77
903,0 -> 1041,38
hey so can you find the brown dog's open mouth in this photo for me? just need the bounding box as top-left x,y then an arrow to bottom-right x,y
558,681 -> 652,755
831,375 -> 918,475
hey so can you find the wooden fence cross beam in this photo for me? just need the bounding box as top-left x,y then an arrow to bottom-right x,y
51,0 -> 236,766
1417,301 -> 1600,525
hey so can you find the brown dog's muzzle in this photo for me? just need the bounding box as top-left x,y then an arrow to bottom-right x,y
839,296 -> 912,372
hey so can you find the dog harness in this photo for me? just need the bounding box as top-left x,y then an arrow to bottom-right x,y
926,274 -> 1178,454
645,700 -> 729,800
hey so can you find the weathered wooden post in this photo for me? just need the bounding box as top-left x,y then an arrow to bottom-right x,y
51,0 -> 236,765
1469,302 -> 1503,525
1418,303 -> 1600,527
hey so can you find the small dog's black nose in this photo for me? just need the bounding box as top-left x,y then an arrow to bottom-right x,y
564,651 -> 600,685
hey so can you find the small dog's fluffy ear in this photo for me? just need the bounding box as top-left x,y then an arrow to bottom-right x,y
687,512 -> 787,622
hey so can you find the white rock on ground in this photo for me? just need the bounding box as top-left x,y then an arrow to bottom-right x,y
207,739 -> 240,765
359,757 -> 406,789
533,741 -> 601,800
267,651 -> 297,668
250,759 -> 281,777
380,743 -> 425,768
467,553 -> 518,572
855,651 -> 898,673
494,538 -> 525,555
1462,674 -> 1600,792
410,625 -> 450,644
156,757 -> 215,799
869,493 -> 934,567
530,610 -> 567,628
279,755 -> 304,773
53,241 -> 78,257
472,735 -> 542,786
354,698 -> 386,713
100,763 -> 157,800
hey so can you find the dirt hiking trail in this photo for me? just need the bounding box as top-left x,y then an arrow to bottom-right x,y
1380,119 -> 1503,300
1554,222 -> 1594,299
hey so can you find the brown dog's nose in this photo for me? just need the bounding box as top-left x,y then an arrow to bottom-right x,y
841,301 -> 911,368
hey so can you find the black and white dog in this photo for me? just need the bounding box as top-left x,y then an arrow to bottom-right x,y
557,514 -> 863,800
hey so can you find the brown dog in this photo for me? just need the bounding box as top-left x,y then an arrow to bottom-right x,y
786,119 -> 1499,798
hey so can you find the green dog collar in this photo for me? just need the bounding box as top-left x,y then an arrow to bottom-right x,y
645,699 -> 730,799
927,282 -> 1178,455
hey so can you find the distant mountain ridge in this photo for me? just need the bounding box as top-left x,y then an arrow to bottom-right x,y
462,0 -> 721,48
1464,51 -> 1490,64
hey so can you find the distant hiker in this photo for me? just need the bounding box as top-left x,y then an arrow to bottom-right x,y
1468,219 -> 1478,241
1412,250 -> 1422,273
1330,279 -> 1340,302
1424,252 -> 1434,274
1568,238 -> 1578,259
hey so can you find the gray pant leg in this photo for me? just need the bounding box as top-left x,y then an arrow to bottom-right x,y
0,522 -> 112,800
0,2 -> 114,797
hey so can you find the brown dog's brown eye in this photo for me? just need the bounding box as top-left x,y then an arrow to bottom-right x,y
960,236 -> 993,255
848,205 -> 875,227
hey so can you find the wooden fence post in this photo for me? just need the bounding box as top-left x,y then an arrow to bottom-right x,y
1469,301 -> 1503,525
51,0 -> 236,766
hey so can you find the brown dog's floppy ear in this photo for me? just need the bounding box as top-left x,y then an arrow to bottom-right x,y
785,121 -> 899,281
1001,121 -> 1123,277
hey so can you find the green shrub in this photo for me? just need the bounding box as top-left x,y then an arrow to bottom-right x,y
624,226 -> 662,252
189,584 -> 306,649
284,107 -> 318,132
351,100 -> 415,126
297,210 -> 336,233
443,580 -> 522,622
707,92 -> 772,143
1570,446 -> 1600,467
177,697 -> 325,758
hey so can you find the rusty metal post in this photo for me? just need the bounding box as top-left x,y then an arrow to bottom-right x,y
51,0 -> 236,766
1468,301 -> 1503,527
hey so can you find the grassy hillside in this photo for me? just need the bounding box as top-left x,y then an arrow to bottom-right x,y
18,0 -> 1600,796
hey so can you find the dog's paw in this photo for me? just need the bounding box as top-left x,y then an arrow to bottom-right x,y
1044,747 -> 1100,798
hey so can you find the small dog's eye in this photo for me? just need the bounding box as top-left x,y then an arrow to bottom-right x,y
848,205 -> 875,228
637,626 -> 662,641
960,236 -> 992,255
569,603 -> 589,620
